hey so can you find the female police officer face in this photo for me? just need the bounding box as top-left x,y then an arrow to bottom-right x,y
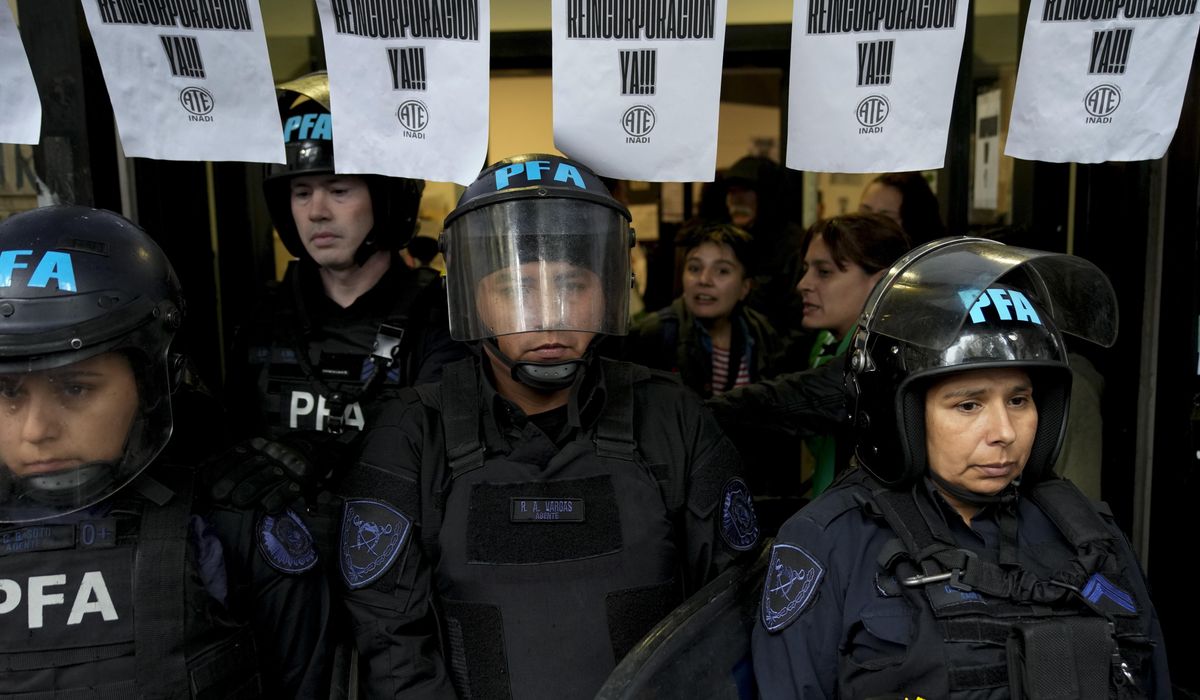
924,367 -> 1037,518
0,353 -> 139,478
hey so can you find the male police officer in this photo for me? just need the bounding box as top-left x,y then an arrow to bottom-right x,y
335,154 -> 760,699
0,206 -> 329,696
219,72 -> 464,511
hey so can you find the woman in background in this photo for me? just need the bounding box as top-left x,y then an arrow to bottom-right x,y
792,213 -> 911,495
626,223 -> 783,398
860,171 -> 946,245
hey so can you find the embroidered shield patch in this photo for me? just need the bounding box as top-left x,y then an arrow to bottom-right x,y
720,477 -> 760,551
340,499 -> 412,590
257,509 -> 318,574
761,543 -> 825,632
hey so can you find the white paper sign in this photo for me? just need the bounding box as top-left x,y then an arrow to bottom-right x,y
314,0 -> 490,185
1006,0 -> 1200,162
79,0 -> 283,163
552,0 -> 729,181
0,3 -> 40,146
974,89 -> 1000,210
786,0 -> 969,172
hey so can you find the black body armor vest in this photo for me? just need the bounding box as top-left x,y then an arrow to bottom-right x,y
247,262 -> 438,437
0,465 -> 261,698
417,359 -> 689,700
842,472 -> 1155,700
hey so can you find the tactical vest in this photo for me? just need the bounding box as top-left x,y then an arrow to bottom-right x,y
249,263 -> 437,437
0,466 -> 261,699
417,358 -> 689,700
843,472 -> 1155,700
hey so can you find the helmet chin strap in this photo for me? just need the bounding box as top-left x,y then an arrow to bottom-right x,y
928,471 -> 1020,508
15,461 -> 118,507
482,337 -> 588,392
353,229 -> 382,267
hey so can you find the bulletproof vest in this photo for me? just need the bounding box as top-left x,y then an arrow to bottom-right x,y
248,262 -> 436,437
842,474 -> 1154,700
423,358 -> 688,700
0,465 -> 262,698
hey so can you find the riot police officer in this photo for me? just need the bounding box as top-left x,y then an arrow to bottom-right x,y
753,238 -> 1170,698
337,154 -> 760,699
0,206 -> 329,697
219,71 -> 464,512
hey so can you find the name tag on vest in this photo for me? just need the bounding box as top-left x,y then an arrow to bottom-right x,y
0,519 -> 118,557
319,352 -> 367,380
510,498 -> 586,523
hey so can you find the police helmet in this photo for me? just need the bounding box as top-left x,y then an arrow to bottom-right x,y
440,154 -> 633,389
262,71 -> 425,264
847,237 -> 1118,489
0,206 -> 183,523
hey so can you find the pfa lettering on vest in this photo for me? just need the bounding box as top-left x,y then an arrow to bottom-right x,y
0,547 -> 135,651
0,571 -> 118,629
287,390 -> 366,431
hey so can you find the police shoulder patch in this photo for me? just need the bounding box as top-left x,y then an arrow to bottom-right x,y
761,542 -> 825,632
1081,572 -> 1137,615
719,477 -> 760,551
257,508 -> 318,574
340,498 -> 412,590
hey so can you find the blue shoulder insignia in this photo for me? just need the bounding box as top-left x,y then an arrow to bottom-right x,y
340,499 -> 412,589
1082,573 -> 1137,614
761,542 -> 825,632
719,477 -> 760,551
257,509 -> 318,574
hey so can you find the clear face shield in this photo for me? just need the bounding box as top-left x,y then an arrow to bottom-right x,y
858,238 -> 1119,351
0,350 -> 173,524
443,198 -> 633,341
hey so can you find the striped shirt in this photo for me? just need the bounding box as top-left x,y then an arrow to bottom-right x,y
710,344 -> 751,395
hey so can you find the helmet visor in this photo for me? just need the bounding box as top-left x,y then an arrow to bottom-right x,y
0,351 -> 172,523
861,238 -> 1118,351
443,198 -> 632,341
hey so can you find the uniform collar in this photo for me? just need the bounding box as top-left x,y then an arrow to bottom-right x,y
292,254 -> 413,324
477,354 -> 608,439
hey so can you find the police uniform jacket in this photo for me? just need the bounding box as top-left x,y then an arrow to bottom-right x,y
227,255 -> 466,439
0,459 -> 331,698
338,355 -> 760,700
752,469 -> 1170,699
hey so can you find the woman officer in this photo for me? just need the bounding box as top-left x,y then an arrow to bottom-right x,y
753,238 -> 1169,699
0,206 -> 329,697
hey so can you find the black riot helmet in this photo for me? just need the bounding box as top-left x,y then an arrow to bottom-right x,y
441,154 -> 634,390
262,71 -> 425,265
847,237 -> 1118,489
0,206 -> 184,523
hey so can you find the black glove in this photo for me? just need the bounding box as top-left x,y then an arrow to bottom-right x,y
206,433 -> 347,513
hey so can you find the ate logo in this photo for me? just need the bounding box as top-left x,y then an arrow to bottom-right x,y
622,105 -> 655,143
855,95 -> 889,133
1084,84 -> 1121,122
179,86 -> 215,120
397,100 -> 429,139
